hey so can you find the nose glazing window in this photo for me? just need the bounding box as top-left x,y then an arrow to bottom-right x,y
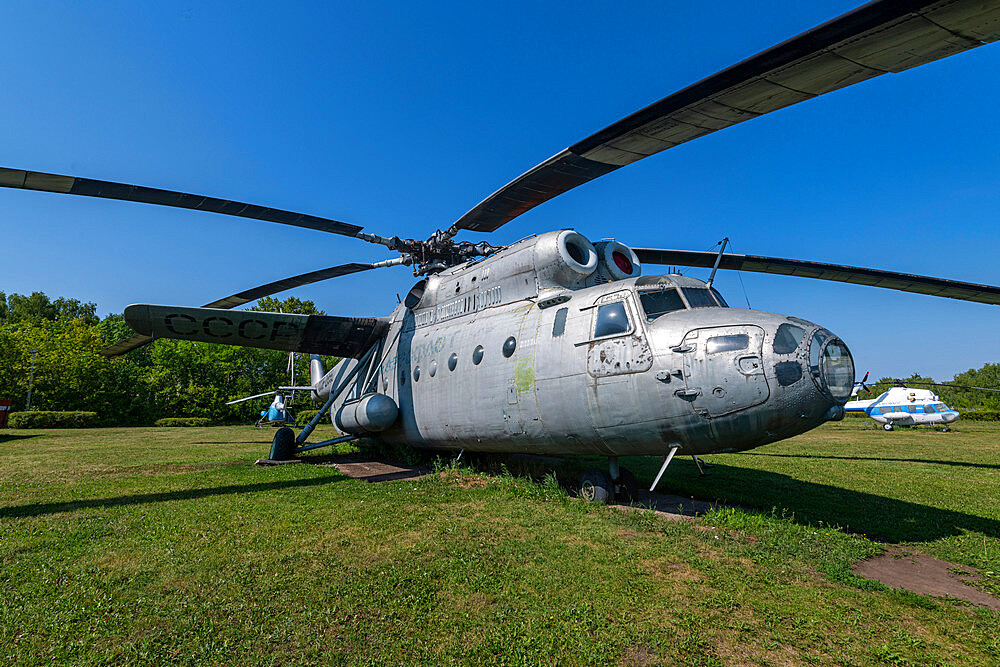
820,339 -> 854,401
773,323 -> 805,354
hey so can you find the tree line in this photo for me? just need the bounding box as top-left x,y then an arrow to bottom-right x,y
0,292 -> 338,424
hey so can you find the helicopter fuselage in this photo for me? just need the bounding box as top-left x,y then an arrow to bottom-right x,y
322,230 -> 855,457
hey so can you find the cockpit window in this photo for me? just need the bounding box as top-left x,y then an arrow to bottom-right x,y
706,334 -> 749,354
710,288 -> 729,307
638,288 -> 685,322
594,301 -> 630,338
681,288 -> 719,308
773,323 -> 805,354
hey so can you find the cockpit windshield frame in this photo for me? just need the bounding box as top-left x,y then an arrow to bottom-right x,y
636,287 -> 686,323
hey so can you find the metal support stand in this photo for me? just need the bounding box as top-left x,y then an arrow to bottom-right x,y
455,449 -> 464,463
608,456 -> 619,481
296,434 -> 359,454
649,445 -> 680,492
691,455 -> 711,476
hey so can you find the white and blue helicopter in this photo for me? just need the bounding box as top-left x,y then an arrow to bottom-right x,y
844,372 -> 999,431
225,352 -> 314,428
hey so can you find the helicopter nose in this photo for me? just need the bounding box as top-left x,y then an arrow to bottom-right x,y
942,411 -> 959,423
759,317 -> 854,435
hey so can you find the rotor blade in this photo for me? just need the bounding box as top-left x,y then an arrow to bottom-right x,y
124,305 -> 388,358
100,333 -> 155,357
632,248 -> 1000,305
452,0 -> 1000,234
0,167 -> 368,238
99,258 -> 406,356
200,261 -> 394,310
226,391 -> 278,405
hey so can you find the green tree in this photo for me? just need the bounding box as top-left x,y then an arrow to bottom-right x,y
253,296 -> 324,316
2,291 -> 98,325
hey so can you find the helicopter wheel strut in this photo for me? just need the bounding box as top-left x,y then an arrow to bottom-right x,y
883,423 -> 894,431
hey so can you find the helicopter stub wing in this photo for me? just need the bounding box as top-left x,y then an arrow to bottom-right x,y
123,305 -> 388,358
452,0 -> 1000,234
632,248 -> 1000,305
99,260 -> 403,357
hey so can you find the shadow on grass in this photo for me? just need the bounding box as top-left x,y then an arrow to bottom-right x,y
0,433 -> 41,444
744,452 -> 1000,470
631,458 -> 1000,544
0,475 -> 345,519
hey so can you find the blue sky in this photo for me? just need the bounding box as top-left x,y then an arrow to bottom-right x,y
2,1 -> 998,380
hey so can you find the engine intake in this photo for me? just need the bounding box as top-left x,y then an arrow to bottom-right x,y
593,240 -> 641,282
534,230 -> 598,287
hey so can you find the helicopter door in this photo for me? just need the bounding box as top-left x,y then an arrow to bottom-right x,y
677,325 -> 769,417
585,292 -> 653,435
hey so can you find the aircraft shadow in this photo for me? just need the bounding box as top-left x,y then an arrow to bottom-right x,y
627,458 -> 1000,544
0,434 -> 42,444
0,474 -> 344,520
743,452 -> 1000,471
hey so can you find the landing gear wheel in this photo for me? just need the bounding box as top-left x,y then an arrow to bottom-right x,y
883,423 -> 894,431
579,469 -> 614,504
615,467 -> 639,503
942,426 -> 950,432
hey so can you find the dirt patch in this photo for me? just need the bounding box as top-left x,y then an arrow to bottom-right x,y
853,547 -> 1000,610
620,644 -> 657,666
642,558 -> 702,583
332,457 -> 429,483
437,471 -> 489,489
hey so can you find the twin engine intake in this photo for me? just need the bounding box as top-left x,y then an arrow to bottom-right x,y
533,230 -> 640,288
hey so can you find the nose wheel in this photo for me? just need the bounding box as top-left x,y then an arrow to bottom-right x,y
883,422 -> 894,431
579,459 -> 638,504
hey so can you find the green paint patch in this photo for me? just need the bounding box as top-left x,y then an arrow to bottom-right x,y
515,358 -> 534,392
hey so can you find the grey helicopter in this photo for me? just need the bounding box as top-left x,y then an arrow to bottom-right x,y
3,0 -> 1000,502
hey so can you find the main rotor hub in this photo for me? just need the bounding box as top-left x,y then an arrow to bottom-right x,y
395,231 -> 495,276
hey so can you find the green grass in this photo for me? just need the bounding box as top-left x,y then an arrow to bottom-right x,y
1,421 -> 998,665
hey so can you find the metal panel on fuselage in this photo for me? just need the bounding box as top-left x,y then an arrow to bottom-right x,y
376,298 -> 545,451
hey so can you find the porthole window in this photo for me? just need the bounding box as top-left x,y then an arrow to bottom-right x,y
429,360 -> 437,377
413,366 -> 420,382
448,353 -> 458,371
502,336 -> 517,358
472,345 -> 484,365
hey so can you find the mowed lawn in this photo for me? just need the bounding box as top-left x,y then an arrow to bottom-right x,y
1,421 -> 998,665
